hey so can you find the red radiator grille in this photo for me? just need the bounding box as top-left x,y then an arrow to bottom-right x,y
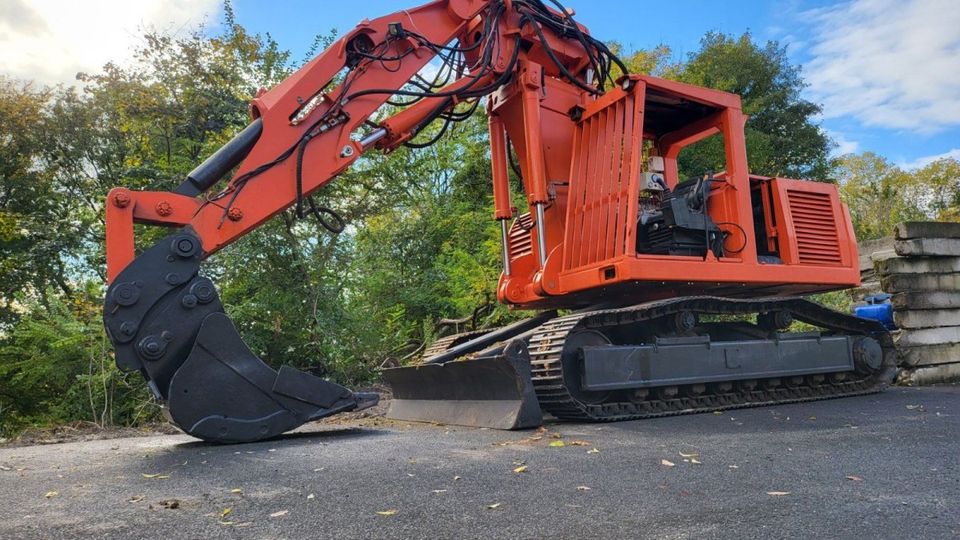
786,189 -> 842,265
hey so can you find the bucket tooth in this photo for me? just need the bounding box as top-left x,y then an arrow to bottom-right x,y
383,339 -> 542,430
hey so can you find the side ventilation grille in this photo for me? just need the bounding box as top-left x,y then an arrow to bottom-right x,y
786,189 -> 842,265
508,213 -> 534,260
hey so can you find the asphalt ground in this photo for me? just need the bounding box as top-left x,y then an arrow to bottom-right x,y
1,385 -> 958,539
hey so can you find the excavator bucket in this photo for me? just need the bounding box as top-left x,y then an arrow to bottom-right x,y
104,229 -> 376,443
382,315 -> 554,430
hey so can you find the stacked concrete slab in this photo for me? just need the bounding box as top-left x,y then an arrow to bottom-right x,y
874,222 -> 960,385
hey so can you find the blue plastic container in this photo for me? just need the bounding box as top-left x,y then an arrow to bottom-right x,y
853,294 -> 896,330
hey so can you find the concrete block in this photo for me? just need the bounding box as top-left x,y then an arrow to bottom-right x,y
897,363 -> 960,386
858,237 -> 894,271
849,281 -> 881,302
877,256 -> 960,275
895,238 -> 960,257
894,309 -> 960,329
892,292 -> 960,310
895,221 -> 960,240
881,273 -> 960,292
893,326 -> 960,347
897,343 -> 960,367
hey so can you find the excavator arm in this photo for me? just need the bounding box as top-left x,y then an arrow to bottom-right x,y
102,0 -> 620,442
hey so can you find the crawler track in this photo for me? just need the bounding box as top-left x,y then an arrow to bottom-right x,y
528,296 -> 897,421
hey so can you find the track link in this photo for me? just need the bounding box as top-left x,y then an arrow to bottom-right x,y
528,296 -> 897,422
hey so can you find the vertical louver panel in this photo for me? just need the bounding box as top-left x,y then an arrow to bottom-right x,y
508,213 -> 534,259
563,90 -> 642,271
787,189 -> 842,265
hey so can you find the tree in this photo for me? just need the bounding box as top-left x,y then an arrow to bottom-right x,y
0,80 -> 76,325
672,33 -> 831,180
834,153 -> 960,240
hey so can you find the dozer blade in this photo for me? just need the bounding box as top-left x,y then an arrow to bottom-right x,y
383,338 -> 543,430
104,229 -> 376,443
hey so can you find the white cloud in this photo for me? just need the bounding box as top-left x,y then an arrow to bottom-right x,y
0,0 -> 220,86
900,148 -> 960,170
827,130 -> 859,156
803,0 -> 960,134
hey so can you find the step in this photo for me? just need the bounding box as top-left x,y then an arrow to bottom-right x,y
877,256 -> 960,275
897,343 -> 960,367
895,221 -> 960,240
895,238 -> 960,257
893,326 -> 960,347
892,292 -> 960,310
883,273 -> 960,292
894,309 -> 960,329
897,363 -> 960,386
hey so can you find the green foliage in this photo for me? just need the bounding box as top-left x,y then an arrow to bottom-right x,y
0,285 -> 154,435
616,33 -> 831,180
675,33 -> 831,180
835,152 -> 960,240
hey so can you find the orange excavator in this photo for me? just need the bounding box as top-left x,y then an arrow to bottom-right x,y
103,0 -> 895,442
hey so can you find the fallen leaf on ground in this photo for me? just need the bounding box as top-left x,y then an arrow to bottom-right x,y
0,465 -> 11,471
220,508 -> 232,519
766,491 -> 790,496
158,499 -> 180,509
128,495 -> 145,503
690,458 -> 702,465
453,475 -> 462,481
587,448 -> 600,454
486,503 -> 501,509
728,465 -> 739,469
679,451 -> 699,458
156,475 -> 170,480
906,405 -> 922,410
550,433 -> 562,439
313,468 -> 325,472
576,486 -> 591,491
568,440 -> 590,446
270,510 -> 289,518
376,509 -> 398,516
230,488 -> 243,494
549,441 -> 565,448
431,489 -> 447,494
513,465 -> 528,473
307,493 -> 315,500
141,473 -> 159,478
44,491 -> 59,499
660,459 -> 676,468
845,475 -> 863,482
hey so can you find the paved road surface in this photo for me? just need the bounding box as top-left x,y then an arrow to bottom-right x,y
1,386 -> 959,539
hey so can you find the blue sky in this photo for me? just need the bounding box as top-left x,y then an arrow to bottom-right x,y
227,0 -> 959,170
2,0 -> 957,169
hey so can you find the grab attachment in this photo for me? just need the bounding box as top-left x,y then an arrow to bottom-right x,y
103,229 -> 376,443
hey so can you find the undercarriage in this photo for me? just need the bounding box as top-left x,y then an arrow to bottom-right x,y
384,297 -> 896,427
